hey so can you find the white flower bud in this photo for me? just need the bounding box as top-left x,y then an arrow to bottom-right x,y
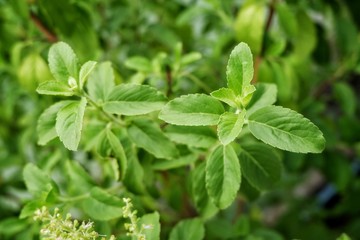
68,76 -> 77,89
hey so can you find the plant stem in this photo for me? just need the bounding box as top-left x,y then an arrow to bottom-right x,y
165,64 -> 173,97
253,0 -> 276,84
30,12 -> 58,42
83,92 -> 126,127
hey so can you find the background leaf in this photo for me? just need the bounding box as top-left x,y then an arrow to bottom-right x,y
128,119 -> 178,159
169,218 -> 205,240
125,56 -> 152,72
246,83 -> 277,115
23,163 -> 55,199
239,143 -> 282,190
64,161 -> 94,195
248,106 -> 325,153
234,2 -> 266,55
82,187 -> 123,221
152,154 -> 198,171
192,162 -> 218,219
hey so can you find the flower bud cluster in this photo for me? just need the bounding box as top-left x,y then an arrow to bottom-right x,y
34,206 -> 115,240
122,198 -> 153,240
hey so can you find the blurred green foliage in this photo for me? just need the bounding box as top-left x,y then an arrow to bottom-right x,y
1,0 -> 360,239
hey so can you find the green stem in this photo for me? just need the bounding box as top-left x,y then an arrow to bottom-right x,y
83,92 -> 126,127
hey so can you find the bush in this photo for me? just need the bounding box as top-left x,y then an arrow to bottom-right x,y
0,0 -> 359,239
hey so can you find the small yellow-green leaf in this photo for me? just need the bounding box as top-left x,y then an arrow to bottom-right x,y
79,60 -> 97,90
211,88 -> 238,108
226,43 -> 254,96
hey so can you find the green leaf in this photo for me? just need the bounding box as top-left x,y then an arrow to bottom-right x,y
65,161 -> 94,194
36,81 -> 75,96
337,233 -> 352,240
169,218 -> 205,240
333,82 -> 356,117
82,187 -> 123,221
0,218 -> 28,236
96,129 -> 111,157
234,2 -> 266,55
159,94 -> 225,126
293,10 -> 316,61
18,53 -> 52,91
87,61 -> 115,102
164,125 -> 217,148
248,106 -> 325,153
122,137 -> 146,194
210,88 -> 238,108
239,143 -> 282,190
23,163 -> 54,199
217,111 -> 246,145
192,162 -> 218,219
226,42 -> 254,96
206,145 -> 241,209
82,122 -> 107,151
276,2 -> 298,38
137,212 -> 161,240
180,52 -> 202,65
55,97 -> 87,151
128,119 -> 178,159
268,60 -> 292,103
152,154 -> 198,170
37,101 -> 69,145
106,128 -> 127,180
79,61 -> 97,90
246,83 -> 277,115
125,56 -> 152,72
123,152 -> 146,194
48,42 -> 79,82
103,84 -> 167,116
